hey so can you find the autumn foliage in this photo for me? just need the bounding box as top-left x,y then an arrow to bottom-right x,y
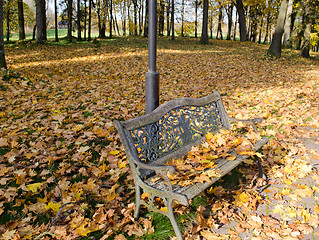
0,37 -> 318,239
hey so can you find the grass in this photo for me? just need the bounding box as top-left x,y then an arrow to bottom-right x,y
5,29 -> 100,42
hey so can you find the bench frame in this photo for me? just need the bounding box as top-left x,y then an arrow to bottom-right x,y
114,91 -> 268,240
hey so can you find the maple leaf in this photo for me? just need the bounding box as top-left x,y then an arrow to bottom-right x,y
201,230 -> 224,240
27,182 -> 45,193
2,229 -> 19,240
45,201 -> 61,213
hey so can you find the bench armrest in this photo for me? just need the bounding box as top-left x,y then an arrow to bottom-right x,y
228,117 -> 263,132
134,160 -> 176,193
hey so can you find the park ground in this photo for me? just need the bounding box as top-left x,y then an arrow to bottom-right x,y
0,37 -> 319,239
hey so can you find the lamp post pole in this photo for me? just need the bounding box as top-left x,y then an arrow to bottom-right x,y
145,0 -> 159,114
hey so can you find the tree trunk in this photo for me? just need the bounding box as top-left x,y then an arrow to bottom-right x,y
258,20 -> 263,44
171,0 -> 175,40
43,0 -> 46,40
114,15 -> 120,35
263,14 -> 270,44
216,5 -> 223,40
235,0 -> 246,41
209,6 -> 213,39
233,10 -> 238,40
68,0 -> 73,42
282,0 -> 293,47
300,21 -> 311,58
77,0 -> 82,41
6,3 -> 9,41
132,0 -> 137,35
84,0 -> 87,40
54,0 -> 58,41
268,0 -> 288,57
33,24 -> 36,40
300,4 -> 311,58
88,0 -> 92,40
18,0 -> 25,40
166,0 -> 170,36
36,0 -> 44,43
138,0 -> 143,35
200,0 -> 208,43
143,0 -> 148,37
226,3 -> 233,40
194,0 -> 199,38
181,0 -> 184,37
0,0 -> 6,69
109,0 -> 113,38
158,0 -> 164,36
122,0 -> 126,36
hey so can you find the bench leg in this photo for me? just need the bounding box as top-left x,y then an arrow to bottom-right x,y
255,155 -> 268,181
134,185 -> 142,219
167,200 -> 183,240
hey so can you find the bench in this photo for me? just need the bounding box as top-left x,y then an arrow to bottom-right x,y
114,91 -> 268,240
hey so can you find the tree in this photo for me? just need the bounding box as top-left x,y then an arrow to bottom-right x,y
88,0 -> 92,40
0,0 -> 6,68
159,0 -> 164,36
299,0 -> 318,58
226,2 -> 233,40
180,0 -> 185,37
54,0 -> 58,41
109,0 -> 113,38
18,0 -> 25,40
83,0 -> 87,40
268,0 -> 288,57
235,0 -> 247,41
5,0 -> 11,41
216,4 -> 223,40
166,0 -> 170,36
171,0 -> 174,40
282,0 -> 293,47
36,0 -> 45,43
77,0 -> 82,41
194,0 -> 201,38
67,0 -> 73,42
200,0 -> 208,43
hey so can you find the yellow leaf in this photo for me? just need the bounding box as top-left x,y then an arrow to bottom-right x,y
27,182 -> 44,193
45,201 -> 61,213
76,223 -> 92,236
227,155 -> 236,161
206,132 -> 214,141
300,209 -> 311,223
206,154 -> 218,160
141,192 -> 149,200
118,160 -> 127,169
255,152 -> 264,158
282,188 -> 291,195
230,137 -> 243,147
107,184 -> 118,201
160,207 -> 167,213
314,205 -> 319,214
109,150 -> 120,155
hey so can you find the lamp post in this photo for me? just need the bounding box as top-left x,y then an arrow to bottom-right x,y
145,0 -> 159,114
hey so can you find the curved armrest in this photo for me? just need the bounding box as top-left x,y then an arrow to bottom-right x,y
134,160 -> 176,193
228,117 -> 263,132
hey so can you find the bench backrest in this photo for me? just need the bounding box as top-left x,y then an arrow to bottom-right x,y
114,91 -> 231,166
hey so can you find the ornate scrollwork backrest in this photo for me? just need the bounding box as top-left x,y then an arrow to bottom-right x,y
129,101 -> 227,163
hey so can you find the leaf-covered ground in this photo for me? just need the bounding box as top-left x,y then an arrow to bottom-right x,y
0,37 -> 319,239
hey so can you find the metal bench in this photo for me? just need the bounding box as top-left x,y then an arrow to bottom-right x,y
114,91 -> 268,240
